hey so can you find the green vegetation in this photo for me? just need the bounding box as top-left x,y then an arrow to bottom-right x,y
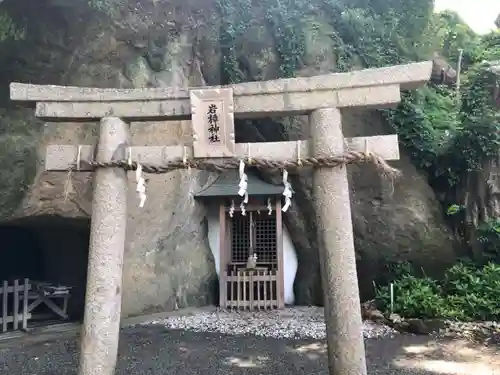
376,261 -> 500,321
0,10 -> 25,41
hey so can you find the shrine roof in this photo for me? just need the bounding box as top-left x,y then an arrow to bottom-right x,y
194,169 -> 284,198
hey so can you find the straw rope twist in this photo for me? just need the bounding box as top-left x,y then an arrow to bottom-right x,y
76,151 -> 400,178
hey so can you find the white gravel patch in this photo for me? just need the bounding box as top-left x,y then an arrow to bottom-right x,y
141,307 -> 397,340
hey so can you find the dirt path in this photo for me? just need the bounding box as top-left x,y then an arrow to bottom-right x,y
366,334 -> 500,375
0,325 -> 498,375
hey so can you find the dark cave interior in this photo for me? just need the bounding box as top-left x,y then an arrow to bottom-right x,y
0,215 -> 90,325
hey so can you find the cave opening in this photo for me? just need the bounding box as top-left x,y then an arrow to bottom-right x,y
0,215 -> 90,330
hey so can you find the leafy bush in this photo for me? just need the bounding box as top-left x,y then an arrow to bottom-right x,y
376,273 -> 446,319
375,261 -> 500,321
443,262 -> 500,320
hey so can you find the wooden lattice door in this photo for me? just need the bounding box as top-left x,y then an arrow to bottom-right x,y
220,202 -> 284,310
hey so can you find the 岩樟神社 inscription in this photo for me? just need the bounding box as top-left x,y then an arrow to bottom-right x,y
190,88 -> 235,158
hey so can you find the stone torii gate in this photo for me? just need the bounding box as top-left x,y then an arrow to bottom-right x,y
10,61 -> 432,375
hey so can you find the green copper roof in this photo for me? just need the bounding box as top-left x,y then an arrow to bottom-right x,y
194,169 -> 284,198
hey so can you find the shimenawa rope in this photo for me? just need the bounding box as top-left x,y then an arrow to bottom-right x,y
73,151 -> 401,178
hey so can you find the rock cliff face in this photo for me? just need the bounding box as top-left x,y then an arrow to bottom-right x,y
0,0 -> 459,316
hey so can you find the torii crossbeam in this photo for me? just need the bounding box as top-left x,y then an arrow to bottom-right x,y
10,61 -> 432,375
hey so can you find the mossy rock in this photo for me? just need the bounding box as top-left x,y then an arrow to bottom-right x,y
0,110 -> 42,220
0,133 -> 39,219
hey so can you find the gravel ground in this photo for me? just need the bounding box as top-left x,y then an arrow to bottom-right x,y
141,306 -> 398,339
0,308 -> 498,375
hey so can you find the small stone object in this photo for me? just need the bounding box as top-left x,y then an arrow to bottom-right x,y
389,313 -> 402,324
360,299 -> 385,322
366,309 -> 385,322
246,253 -> 257,269
412,318 -> 447,335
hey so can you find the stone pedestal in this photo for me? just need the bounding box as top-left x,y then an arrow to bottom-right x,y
79,117 -> 130,375
310,107 -> 367,375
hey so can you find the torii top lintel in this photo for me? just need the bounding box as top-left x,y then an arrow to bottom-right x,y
10,61 -> 432,121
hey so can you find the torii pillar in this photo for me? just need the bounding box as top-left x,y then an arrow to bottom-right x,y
311,107 -> 366,375
80,117 -> 130,375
